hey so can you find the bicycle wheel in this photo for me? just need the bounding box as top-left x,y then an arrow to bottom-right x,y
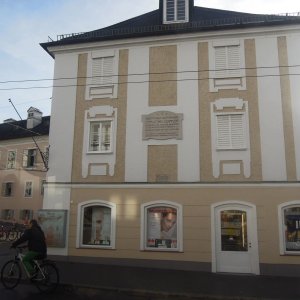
34,262 -> 59,293
1,260 -> 22,289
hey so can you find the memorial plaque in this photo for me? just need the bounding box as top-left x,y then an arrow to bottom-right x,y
142,111 -> 183,140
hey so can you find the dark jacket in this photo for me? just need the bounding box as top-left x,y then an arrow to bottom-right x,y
12,225 -> 47,255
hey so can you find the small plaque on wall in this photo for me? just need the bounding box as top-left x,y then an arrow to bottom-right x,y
142,111 -> 183,140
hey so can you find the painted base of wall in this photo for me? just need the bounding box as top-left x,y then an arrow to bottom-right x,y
49,255 -> 300,277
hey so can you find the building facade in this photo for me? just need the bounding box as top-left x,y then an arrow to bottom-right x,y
0,108 -> 50,227
41,0 -> 300,276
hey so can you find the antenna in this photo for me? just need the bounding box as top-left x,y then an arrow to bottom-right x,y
8,99 -> 49,171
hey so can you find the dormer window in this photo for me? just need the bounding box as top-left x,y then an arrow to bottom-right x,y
163,0 -> 189,24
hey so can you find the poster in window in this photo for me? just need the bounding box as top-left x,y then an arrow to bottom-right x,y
146,206 -> 177,249
284,207 -> 300,251
37,210 -> 67,248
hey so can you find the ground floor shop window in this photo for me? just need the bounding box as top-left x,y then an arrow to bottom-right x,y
77,201 -> 116,249
279,201 -> 300,254
141,201 -> 183,251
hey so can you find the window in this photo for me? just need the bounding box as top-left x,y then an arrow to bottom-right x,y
141,201 -> 183,251
86,50 -> 119,99
24,181 -> 33,197
2,182 -> 13,197
7,150 -> 16,169
19,209 -> 33,224
209,40 -> 246,91
77,201 -> 116,249
88,120 -> 112,153
216,113 -> 246,150
2,209 -> 14,220
279,202 -> 300,254
23,149 -> 37,168
164,0 -> 188,23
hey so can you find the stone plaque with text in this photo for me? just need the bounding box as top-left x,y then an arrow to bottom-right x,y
142,111 -> 183,140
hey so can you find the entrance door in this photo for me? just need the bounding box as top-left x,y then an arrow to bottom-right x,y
213,202 -> 259,274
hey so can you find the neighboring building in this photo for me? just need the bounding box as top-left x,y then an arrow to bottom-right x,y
41,0 -> 300,276
0,107 -> 50,225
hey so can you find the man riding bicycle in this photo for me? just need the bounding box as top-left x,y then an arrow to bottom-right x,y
11,219 -> 47,277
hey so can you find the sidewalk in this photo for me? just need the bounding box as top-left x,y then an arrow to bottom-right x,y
53,257 -> 300,300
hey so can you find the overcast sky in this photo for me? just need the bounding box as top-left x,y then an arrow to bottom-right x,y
0,0 -> 299,123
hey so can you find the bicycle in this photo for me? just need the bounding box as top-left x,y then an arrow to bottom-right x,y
0,246 -> 59,293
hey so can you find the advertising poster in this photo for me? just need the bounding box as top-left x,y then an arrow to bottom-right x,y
37,210 -> 67,248
146,206 -> 177,249
285,213 -> 300,251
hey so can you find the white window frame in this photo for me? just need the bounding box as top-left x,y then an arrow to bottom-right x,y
215,112 -> 247,150
87,118 -> 113,154
278,201 -> 300,255
7,150 -> 17,169
85,49 -> 119,100
2,182 -> 13,197
140,200 -> 183,252
163,0 -> 189,24
209,39 -> 246,92
23,148 -> 37,168
24,181 -> 33,198
76,200 -> 116,249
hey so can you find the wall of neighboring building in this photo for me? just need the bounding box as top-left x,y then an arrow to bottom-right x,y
0,136 -> 48,223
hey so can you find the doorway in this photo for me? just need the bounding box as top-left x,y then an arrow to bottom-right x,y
212,201 -> 260,274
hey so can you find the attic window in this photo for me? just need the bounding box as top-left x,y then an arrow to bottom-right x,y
164,0 -> 189,23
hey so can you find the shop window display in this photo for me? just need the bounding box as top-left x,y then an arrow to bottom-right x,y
283,206 -> 300,252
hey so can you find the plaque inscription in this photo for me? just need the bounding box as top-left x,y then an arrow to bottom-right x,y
142,111 -> 183,140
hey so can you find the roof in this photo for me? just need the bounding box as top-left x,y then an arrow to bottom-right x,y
0,116 -> 50,141
41,5 -> 300,56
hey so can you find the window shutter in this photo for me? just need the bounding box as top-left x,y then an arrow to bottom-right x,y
177,0 -> 186,20
216,114 -> 245,149
102,57 -> 113,85
216,115 -> 231,148
227,45 -> 241,77
230,114 -> 245,148
92,57 -> 113,85
166,0 -> 175,21
215,47 -> 227,78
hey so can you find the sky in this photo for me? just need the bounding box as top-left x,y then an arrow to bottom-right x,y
0,0 -> 299,123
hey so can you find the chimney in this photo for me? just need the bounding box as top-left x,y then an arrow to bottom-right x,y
27,107 -> 43,129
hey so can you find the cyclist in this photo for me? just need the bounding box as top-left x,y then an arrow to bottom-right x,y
11,219 -> 47,278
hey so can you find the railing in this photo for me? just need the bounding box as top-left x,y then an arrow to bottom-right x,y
54,13 -> 300,42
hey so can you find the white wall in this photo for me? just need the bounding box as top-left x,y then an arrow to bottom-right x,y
256,36 -> 287,181
287,34 -> 300,180
125,42 -> 200,182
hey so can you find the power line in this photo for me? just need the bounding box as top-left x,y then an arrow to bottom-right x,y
0,64 -> 299,85
0,73 -> 299,91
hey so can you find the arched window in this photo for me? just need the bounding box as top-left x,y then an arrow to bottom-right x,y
77,200 -> 116,249
278,201 -> 300,254
141,201 -> 183,251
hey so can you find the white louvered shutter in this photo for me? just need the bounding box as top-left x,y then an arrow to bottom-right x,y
166,0 -> 175,21
92,57 -> 114,85
215,47 -> 227,78
230,114 -> 245,148
227,45 -> 241,77
177,0 -> 186,20
216,115 -> 231,148
23,149 -> 28,167
216,114 -> 245,149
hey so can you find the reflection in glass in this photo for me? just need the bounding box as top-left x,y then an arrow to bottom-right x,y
221,210 -> 248,251
82,206 -> 111,246
284,206 -> 300,251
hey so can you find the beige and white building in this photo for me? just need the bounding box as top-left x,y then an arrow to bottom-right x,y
41,0 -> 300,276
0,108 -> 50,225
